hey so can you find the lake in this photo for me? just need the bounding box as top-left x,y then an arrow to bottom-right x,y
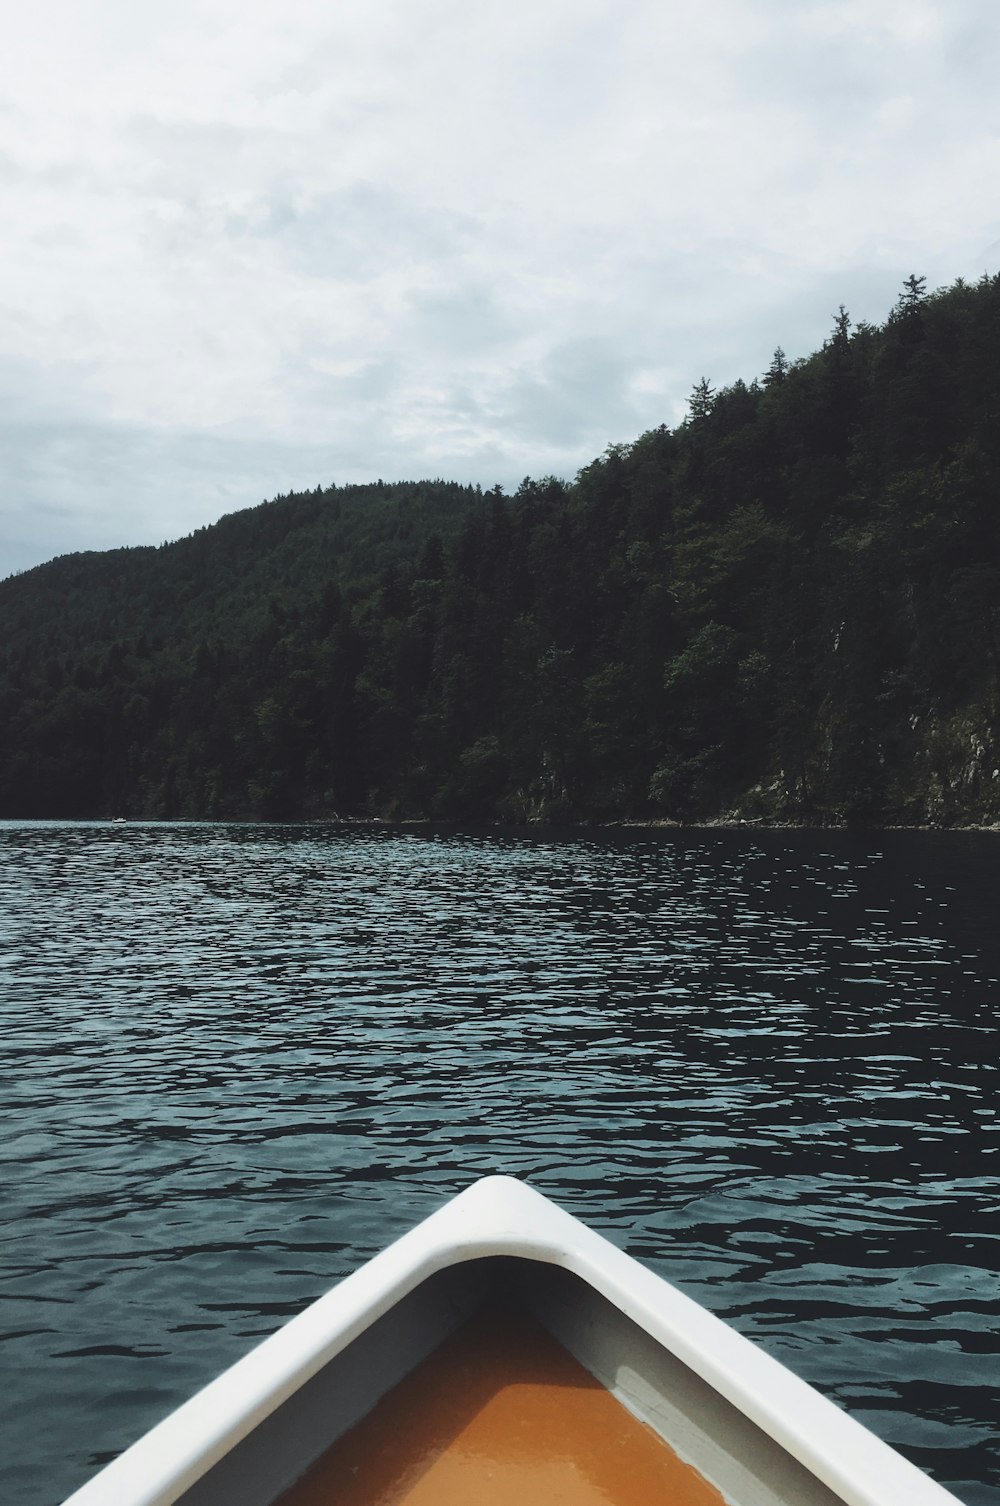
1,821 -> 998,1505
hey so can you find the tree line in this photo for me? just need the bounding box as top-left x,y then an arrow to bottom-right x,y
2,272 -> 1000,826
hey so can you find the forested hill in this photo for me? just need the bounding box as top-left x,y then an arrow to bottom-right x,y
4,273 -> 1000,826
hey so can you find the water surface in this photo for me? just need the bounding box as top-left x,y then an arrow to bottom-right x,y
1,823 -> 998,1505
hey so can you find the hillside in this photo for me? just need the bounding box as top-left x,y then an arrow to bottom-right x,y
3,273 -> 1000,826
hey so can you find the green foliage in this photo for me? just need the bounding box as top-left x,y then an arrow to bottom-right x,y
4,275 -> 1000,825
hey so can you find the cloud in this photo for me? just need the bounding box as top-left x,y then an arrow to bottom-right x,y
2,0 -> 999,575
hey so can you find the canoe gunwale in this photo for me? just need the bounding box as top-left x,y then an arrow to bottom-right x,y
61,1176 -> 964,1506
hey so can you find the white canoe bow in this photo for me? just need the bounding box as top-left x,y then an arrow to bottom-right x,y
62,1176 -> 963,1506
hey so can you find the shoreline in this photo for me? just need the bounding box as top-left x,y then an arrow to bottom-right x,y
5,813 -> 1000,835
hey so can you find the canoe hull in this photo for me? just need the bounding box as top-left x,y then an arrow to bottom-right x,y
62,1177 -> 964,1506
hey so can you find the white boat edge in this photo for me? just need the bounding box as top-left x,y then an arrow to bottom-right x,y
61,1174 -> 964,1506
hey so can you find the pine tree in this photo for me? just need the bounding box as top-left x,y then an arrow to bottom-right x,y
897,274 -> 927,316
763,348 -> 788,386
688,377 -> 716,419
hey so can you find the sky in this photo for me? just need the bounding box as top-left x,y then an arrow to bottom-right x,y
3,0 -> 1000,578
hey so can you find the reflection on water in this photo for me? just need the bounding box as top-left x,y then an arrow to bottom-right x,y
0,822 -> 998,1506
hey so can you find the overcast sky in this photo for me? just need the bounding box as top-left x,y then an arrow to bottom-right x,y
3,0 -> 1000,577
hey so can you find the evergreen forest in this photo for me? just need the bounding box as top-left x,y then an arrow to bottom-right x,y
3,273 -> 1000,827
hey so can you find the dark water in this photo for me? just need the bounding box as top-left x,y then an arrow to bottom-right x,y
1,822 -> 998,1506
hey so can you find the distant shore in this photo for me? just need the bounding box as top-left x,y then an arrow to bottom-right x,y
37,812 -> 1000,835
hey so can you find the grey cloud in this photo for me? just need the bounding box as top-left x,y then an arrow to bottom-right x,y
128,114 -> 268,174
732,28 -> 888,115
943,14 -> 1000,81
515,16 -> 623,129
975,240 -> 1000,275
490,337 -> 641,450
403,283 -> 517,356
238,183 -> 479,280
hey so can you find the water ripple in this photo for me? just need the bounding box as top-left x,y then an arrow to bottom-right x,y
1,822 -> 999,1504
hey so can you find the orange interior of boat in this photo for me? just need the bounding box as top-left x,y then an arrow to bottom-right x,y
276,1306 -> 725,1506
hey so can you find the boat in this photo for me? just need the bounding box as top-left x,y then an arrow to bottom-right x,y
62,1175 -> 963,1506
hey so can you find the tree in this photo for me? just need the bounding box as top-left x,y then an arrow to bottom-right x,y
897,274 -> 927,316
763,348 -> 788,386
688,377 -> 716,420
829,306 -> 851,347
